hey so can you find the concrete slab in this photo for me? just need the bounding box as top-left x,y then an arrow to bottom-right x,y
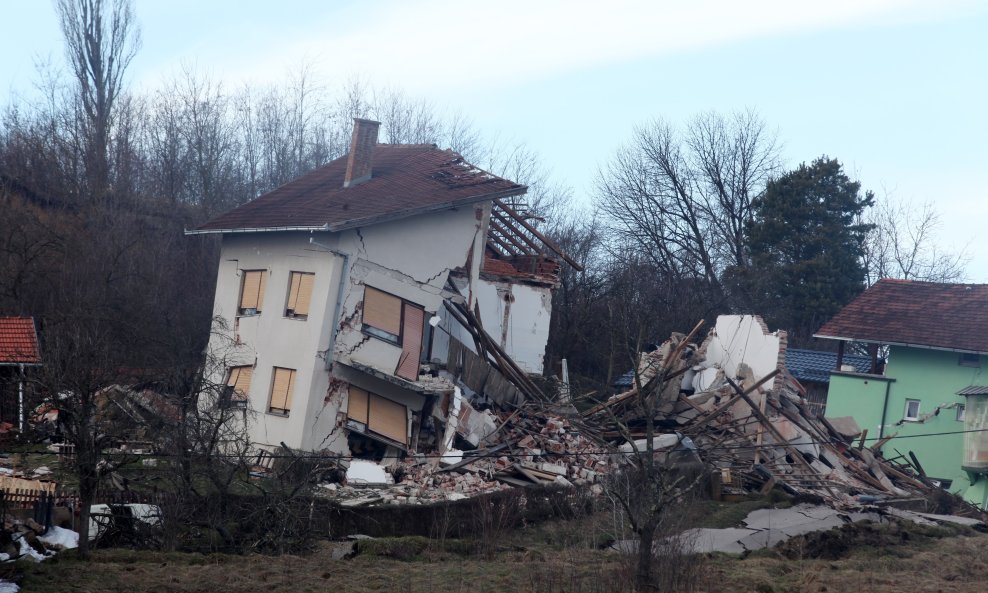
615,503 -> 976,556
888,508 -> 987,528
666,504 -> 881,555
684,528 -> 760,554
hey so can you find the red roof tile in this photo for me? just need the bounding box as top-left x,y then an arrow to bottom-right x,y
814,279 -> 988,353
0,317 -> 40,364
482,253 -> 559,285
196,145 -> 525,232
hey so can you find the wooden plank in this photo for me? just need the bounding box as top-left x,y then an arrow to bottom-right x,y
686,369 -> 780,431
728,378 -> 839,499
493,199 -> 584,271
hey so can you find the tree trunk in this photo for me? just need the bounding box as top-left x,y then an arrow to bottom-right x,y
635,517 -> 659,591
75,446 -> 99,560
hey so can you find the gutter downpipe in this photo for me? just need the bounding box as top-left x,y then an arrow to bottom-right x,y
309,237 -> 350,370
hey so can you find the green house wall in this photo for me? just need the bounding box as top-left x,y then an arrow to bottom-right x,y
825,346 -> 985,506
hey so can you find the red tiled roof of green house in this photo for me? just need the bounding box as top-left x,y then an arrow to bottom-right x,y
814,279 -> 988,354
196,145 -> 526,233
0,317 -> 40,364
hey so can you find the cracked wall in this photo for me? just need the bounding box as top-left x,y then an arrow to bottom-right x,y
333,206 -> 483,376
203,202 -> 512,455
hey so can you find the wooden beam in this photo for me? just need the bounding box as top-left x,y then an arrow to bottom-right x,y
491,210 -> 545,254
494,199 -> 584,271
685,369 -> 780,431
488,219 -> 535,255
728,377 -> 839,499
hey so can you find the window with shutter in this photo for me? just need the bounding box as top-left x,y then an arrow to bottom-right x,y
360,286 -> 428,381
239,270 -> 267,315
362,286 -> 402,342
345,385 -> 408,446
269,367 -> 296,415
347,386 -> 369,424
285,272 -> 315,319
227,366 -> 253,403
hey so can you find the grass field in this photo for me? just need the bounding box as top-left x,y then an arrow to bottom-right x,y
13,503 -> 988,593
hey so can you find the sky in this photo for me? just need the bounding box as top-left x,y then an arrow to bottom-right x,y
2,0 -> 986,279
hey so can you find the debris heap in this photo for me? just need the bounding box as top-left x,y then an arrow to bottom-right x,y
584,316 -> 980,515
324,406 -> 613,506
323,315 -> 982,518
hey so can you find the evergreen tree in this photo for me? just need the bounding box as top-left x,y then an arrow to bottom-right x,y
744,157 -> 874,343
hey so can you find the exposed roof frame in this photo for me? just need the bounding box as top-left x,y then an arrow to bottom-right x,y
492,199 -> 583,271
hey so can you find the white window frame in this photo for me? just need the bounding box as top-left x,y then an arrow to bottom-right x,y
904,399 -> 921,421
956,403 -> 966,422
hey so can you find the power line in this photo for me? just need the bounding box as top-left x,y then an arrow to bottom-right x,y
25,425 -> 988,463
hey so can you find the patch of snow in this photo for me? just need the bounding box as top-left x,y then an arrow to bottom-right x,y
0,581 -> 18,593
39,526 -> 79,549
15,535 -> 47,562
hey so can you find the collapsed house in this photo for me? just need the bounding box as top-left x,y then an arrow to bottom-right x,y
188,118 -> 578,467
185,133 -> 976,512
313,314 -> 977,514
587,315 -> 979,513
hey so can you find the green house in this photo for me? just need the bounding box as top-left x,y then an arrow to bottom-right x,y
814,279 -> 988,509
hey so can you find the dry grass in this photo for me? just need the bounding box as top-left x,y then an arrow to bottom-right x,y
702,528 -> 988,593
15,508 -> 988,593
19,544 -> 630,593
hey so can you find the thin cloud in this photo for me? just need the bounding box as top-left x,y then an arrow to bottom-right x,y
186,0 -> 977,92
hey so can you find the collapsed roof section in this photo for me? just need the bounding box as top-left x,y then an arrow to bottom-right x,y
582,315 -> 979,515
481,198 -> 582,286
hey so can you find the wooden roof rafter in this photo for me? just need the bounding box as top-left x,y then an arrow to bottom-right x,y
490,199 -> 584,271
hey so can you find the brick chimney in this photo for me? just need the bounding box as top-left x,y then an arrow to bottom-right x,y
343,118 -> 380,188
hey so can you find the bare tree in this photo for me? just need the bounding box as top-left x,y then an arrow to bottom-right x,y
596,110 -> 779,302
594,324 -> 707,591
862,192 -> 968,285
55,0 -> 141,200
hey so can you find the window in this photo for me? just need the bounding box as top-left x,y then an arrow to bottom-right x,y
345,385 -> 408,446
904,399 -> 921,421
360,286 -> 426,381
238,270 -> 267,315
957,404 -> 966,422
362,286 -> 402,343
268,367 -> 296,415
223,365 -> 253,408
285,272 -> 315,319
959,353 -> 981,368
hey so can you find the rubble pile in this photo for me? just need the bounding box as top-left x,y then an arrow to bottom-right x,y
322,407 -> 613,506
584,317 -> 980,515
320,315 -> 981,517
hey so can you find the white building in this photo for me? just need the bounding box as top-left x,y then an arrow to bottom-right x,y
187,119 -> 575,459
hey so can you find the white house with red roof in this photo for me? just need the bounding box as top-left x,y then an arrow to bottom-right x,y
0,316 -> 41,431
188,119 -> 576,459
